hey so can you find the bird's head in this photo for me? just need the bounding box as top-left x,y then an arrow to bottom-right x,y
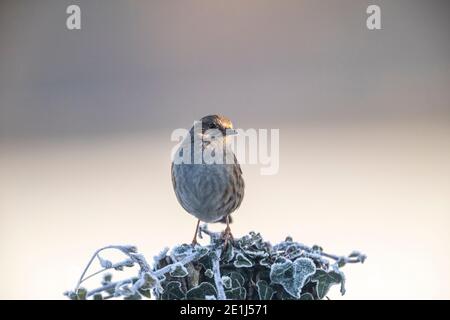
191,115 -> 238,137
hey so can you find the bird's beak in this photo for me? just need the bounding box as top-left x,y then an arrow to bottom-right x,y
226,129 -> 238,136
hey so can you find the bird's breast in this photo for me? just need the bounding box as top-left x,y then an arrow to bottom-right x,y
171,146 -> 244,223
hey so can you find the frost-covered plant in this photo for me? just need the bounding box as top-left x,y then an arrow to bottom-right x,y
65,225 -> 366,300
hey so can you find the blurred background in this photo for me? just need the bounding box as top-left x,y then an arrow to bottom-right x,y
1,0 -> 449,299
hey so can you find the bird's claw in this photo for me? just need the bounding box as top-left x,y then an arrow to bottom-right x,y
222,228 -> 234,249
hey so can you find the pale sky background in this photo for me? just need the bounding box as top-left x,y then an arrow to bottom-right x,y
1,0 -> 449,299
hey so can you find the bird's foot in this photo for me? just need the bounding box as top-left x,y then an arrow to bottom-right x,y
222,227 -> 234,249
191,238 -> 198,247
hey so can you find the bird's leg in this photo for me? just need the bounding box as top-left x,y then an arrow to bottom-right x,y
222,215 -> 234,247
191,219 -> 200,246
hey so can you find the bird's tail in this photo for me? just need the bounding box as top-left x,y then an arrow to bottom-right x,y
217,215 -> 233,224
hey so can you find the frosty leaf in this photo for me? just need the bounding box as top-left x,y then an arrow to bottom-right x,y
171,244 -> 194,260
225,287 -> 247,300
221,243 -> 235,262
153,247 -> 170,264
195,246 -> 210,259
67,230 -> 365,300
242,249 -> 268,259
348,250 -> 367,263
124,292 -> 142,300
270,257 -> 316,298
259,258 -> 271,268
225,271 -> 245,288
64,291 -> 78,300
280,290 -> 296,300
139,288 -> 152,298
162,281 -> 185,300
122,245 -> 138,253
170,263 -> 189,277
299,293 -> 314,300
93,293 -> 103,300
97,255 -> 113,269
132,277 -> 145,293
233,253 -> 253,268
337,257 -> 346,267
186,282 -> 217,300
286,244 -> 302,260
76,287 -> 87,300
115,284 -> 133,297
125,259 -> 135,267
256,280 -> 275,300
198,253 -> 214,270
222,276 -> 232,289
238,232 -> 264,250
141,272 -> 159,290
204,269 -> 214,278
312,269 -> 343,299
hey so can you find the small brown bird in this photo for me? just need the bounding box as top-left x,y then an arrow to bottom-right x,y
171,115 -> 245,245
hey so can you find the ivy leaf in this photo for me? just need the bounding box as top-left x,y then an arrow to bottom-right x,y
141,272 -> 159,289
122,245 -> 138,253
225,287 -> 247,300
205,269 -> 214,278
242,249 -> 269,259
233,253 -> 253,268
102,273 -> 112,285
170,263 -> 189,277
195,246 -> 210,259
224,271 -> 245,288
153,247 -> 170,264
171,244 -> 194,261
198,252 -> 214,270
162,281 -> 185,300
270,257 -> 316,298
286,244 -> 302,260
66,231 -> 365,301
64,291 -> 78,300
311,270 -> 343,299
256,280 -> 275,300
259,257 -> 271,268
222,276 -> 232,289
221,243 -> 235,263
97,255 -> 113,269
238,232 -> 264,250
138,288 -> 152,299
76,287 -> 87,300
299,293 -> 314,300
186,282 -> 217,300
337,257 -> 346,268
124,292 -> 142,300
93,293 -> 103,300
280,289 -> 296,300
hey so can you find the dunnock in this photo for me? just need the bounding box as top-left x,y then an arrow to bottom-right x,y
171,115 -> 245,245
